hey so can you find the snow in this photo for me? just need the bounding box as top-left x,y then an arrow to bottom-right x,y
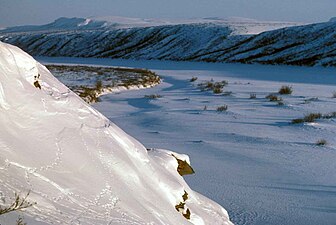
0,16 -> 301,35
2,18 -> 334,67
0,42 -> 233,225
329,17 -> 336,22
89,16 -> 300,34
38,56 -> 336,225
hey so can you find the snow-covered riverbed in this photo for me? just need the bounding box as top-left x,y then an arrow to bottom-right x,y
38,57 -> 336,225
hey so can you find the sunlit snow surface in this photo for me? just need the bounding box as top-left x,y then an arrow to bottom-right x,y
0,42 -> 233,225
38,56 -> 336,225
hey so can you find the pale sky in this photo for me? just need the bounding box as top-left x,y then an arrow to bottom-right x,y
0,0 -> 335,27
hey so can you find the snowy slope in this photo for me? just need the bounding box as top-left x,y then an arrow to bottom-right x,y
0,16 -> 299,35
0,42 -> 233,225
0,16 -> 316,67
1,17 -> 335,67
329,17 -> 336,22
0,17 -> 107,33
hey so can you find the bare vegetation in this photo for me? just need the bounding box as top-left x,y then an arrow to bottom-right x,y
144,94 -> 163,99
46,65 -> 161,103
190,77 -> 198,82
16,216 -> 27,225
291,112 -> 336,124
249,93 -> 256,99
316,139 -> 327,146
0,191 -> 36,216
278,85 -> 293,95
197,80 -> 228,94
216,105 -> 228,112
266,94 -> 283,103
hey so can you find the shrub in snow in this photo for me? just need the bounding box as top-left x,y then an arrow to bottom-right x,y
95,80 -> 103,92
0,191 -> 36,216
316,139 -> 327,146
217,105 -> 228,112
292,113 -> 322,124
250,93 -> 256,99
278,85 -> 293,95
213,87 -> 223,94
198,80 -> 228,93
144,94 -> 162,99
266,94 -> 282,102
79,86 -> 100,103
277,100 -> 284,106
16,216 -> 27,225
291,118 -> 305,124
304,113 -> 322,122
332,91 -> 336,98
190,76 -> 198,82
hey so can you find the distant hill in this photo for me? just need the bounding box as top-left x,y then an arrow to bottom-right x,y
2,16 -> 335,67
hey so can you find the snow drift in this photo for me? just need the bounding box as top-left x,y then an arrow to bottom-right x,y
0,41 -> 233,225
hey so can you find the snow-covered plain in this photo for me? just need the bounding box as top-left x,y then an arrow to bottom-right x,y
0,42 -> 234,225
38,56 -> 336,225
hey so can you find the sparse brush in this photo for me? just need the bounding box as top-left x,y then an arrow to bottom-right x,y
277,101 -> 284,106
145,94 -> 162,99
95,80 -> 103,90
0,191 -> 36,216
213,87 -> 223,94
190,77 -> 198,82
278,85 -> 293,95
316,139 -> 327,146
250,93 -> 256,99
216,105 -> 228,112
206,82 -> 214,89
291,118 -> 305,124
291,113 -> 322,124
16,217 -> 27,225
214,82 -> 226,89
79,87 -> 99,103
266,94 -> 282,102
303,113 -> 322,122
198,80 -> 228,93
46,64 -> 161,104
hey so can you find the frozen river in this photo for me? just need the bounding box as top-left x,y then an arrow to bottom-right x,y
38,57 -> 336,225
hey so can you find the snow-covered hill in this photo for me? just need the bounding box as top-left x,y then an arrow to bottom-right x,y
0,41 -> 233,225
0,16 -> 299,35
2,17 -> 336,67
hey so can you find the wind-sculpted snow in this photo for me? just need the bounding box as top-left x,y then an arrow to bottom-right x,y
0,42 -> 233,225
